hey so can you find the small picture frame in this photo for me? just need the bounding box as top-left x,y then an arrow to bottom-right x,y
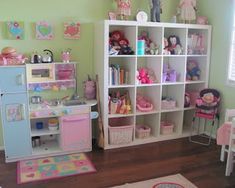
108,12 -> 117,20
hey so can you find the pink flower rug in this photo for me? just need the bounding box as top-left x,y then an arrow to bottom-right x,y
17,153 -> 96,184
110,174 -> 197,188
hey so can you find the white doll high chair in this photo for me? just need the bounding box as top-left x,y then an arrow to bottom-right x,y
189,88 -> 220,145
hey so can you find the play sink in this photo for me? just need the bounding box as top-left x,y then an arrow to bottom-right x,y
63,100 -> 86,106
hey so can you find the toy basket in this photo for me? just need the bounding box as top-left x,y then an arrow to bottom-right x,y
161,100 -> 176,109
108,117 -> 133,145
108,125 -> 133,145
136,125 -> 151,139
160,121 -> 174,135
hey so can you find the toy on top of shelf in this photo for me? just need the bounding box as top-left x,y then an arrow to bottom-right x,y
109,30 -> 134,55
186,60 -> 200,81
196,16 -> 208,25
84,75 -> 96,100
137,67 -> 156,84
178,0 -> 197,23
138,31 -> 159,55
164,35 -> 183,55
136,93 -> 154,112
0,47 -> 27,65
115,0 -> 131,20
149,0 -> 162,22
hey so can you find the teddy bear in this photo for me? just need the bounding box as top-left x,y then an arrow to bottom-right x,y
186,60 -> 201,81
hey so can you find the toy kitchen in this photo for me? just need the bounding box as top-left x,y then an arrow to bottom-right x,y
0,49 -> 97,162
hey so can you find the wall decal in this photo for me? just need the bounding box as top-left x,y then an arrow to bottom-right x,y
63,21 -> 80,39
6,21 -> 24,40
36,21 -> 54,40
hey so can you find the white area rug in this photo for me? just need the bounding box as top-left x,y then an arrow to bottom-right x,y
110,174 -> 197,188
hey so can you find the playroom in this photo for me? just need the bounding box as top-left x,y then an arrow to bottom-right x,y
0,0 -> 235,187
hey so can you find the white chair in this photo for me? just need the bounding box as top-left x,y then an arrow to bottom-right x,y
220,109 -> 235,162
226,117 -> 235,176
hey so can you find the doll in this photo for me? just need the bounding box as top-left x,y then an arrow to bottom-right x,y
178,0 -> 197,23
115,0 -> 131,20
149,0 -> 161,22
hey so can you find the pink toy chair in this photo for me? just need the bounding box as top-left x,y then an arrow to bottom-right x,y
189,88 -> 220,146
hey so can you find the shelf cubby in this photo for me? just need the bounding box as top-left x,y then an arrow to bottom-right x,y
137,26 -> 163,55
109,56 -> 136,86
137,56 -> 162,84
188,28 -> 209,55
135,114 -> 160,138
164,27 -> 187,55
163,56 -> 186,83
160,111 -> 184,136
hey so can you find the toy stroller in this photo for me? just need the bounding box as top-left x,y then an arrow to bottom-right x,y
189,88 -> 220,145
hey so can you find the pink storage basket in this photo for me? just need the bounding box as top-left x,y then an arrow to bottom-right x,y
108,118 -> 133,145
161,100 -> 176,109
161,121 -> 174,135
136,125 -> 151,139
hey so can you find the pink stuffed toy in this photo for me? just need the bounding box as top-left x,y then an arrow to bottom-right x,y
136,94 -> 154,112
137,67 -> 155,84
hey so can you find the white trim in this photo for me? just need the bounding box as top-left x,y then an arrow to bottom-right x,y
227,0 -> 235,87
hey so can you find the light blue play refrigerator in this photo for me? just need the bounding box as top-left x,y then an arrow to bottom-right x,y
0,66 -> 31,161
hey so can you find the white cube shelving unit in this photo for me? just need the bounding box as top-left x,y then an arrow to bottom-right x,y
94,20 -> 211,149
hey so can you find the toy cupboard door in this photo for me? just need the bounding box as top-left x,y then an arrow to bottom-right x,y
60,114 -> 91,152
0,93 -> 31,159
0,66 -> 26,93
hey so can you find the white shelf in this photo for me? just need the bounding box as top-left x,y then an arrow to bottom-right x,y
32,140 -> 62,155
28,79 -> 75,85
94,20 -> 211,150
31,128 -> 60,137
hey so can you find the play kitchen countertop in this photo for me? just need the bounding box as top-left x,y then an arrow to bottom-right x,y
29,100 -> 97,118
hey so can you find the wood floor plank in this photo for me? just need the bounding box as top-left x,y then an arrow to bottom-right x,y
0,138 -> 234,188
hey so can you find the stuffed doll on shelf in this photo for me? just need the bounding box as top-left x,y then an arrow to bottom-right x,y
115,0 -> 131,20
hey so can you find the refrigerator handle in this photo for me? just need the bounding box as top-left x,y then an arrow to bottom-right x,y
16,74 -> 25,85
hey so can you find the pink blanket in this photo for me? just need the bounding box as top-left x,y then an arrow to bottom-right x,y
217,122 -> 232,145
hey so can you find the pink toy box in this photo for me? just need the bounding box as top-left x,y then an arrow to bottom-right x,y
108,118 -> 133,145
136,125 -> 151,139
161,121 -> 174,135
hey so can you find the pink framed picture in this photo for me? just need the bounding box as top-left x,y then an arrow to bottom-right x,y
64,21 -> 80,40
108,12 -> 117,20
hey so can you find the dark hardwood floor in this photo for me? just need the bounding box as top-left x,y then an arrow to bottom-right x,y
0,137 -> 234,188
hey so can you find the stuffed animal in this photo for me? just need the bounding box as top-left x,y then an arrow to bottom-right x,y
137,67 -> 156,84
186,60 -> 200,81
84,75 -> 96,100
165,35 -> 183,55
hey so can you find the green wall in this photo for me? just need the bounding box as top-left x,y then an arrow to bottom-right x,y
197,0 -> 235,120
0,0 -> 177,148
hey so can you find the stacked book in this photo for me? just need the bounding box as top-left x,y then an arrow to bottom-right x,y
109,64 -> 129,85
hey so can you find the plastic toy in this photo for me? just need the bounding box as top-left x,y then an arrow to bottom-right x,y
138,31 -> 159,55
184,92 -> 191,107
162,63 -> 177,82
186,60 -> 200,81
150,0 -> 161,22
136,93 -> 153,112
0,47 -> 27,65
